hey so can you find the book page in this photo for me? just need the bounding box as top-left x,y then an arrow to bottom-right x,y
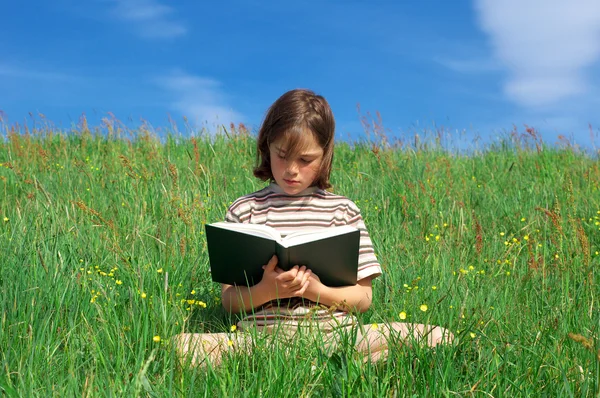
281,225 -> 357,247
209,222 -> 282,242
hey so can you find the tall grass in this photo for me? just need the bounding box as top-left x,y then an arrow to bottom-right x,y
0,119 -> 598,396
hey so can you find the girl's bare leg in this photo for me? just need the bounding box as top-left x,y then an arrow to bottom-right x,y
173,332 -> 251,367
174,322 -> 453,366
356,322 -> 454,361
325,322 -> 454,362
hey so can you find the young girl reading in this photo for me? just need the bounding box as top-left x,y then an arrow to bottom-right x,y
175,89 -> 453,365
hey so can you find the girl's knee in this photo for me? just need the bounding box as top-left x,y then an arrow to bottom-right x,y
173,333 -> 234,367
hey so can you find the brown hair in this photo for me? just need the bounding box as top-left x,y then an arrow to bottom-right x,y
253,89 -> 335,189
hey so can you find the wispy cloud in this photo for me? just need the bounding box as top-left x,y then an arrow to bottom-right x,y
155,70 -> 242,130
0,63 -> 76,81
474,0 -> 600,108
110,0 -> 186,39
434,57 -> 501,74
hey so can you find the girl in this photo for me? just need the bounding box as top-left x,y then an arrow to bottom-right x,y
175,89 -> 452,366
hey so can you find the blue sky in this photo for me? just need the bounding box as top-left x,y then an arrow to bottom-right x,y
2,0 -> 600,148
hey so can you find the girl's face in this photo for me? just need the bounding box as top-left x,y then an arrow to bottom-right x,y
269,133 -> 324,195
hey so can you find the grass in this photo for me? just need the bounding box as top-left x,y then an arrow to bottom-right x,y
0,120 -> 599,396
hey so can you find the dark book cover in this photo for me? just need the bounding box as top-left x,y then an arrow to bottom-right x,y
205,224 -> 360,287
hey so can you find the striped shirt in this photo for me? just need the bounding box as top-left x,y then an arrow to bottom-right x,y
225,183 -> 382,282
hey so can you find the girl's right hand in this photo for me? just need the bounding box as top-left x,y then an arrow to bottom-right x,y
259,255 -> 312,299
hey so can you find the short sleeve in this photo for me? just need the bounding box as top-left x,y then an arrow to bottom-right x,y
344,202 -> 382,281
225,206 -> 242,223
225,195 -> 253,224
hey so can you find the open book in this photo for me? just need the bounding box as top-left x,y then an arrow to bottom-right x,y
205,222 -> 360,287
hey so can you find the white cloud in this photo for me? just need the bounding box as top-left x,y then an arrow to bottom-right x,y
155,71 -> 242,130
474,0 -> 600,108
110,0 -> 186,39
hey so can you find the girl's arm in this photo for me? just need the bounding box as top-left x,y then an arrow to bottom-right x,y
221,282 -> 272,313
221,255 -> 312,313
303,275 -> 373,313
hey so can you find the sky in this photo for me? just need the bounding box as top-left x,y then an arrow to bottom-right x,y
2,0 -> 600,149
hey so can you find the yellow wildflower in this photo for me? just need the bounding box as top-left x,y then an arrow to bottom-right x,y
153,335 -> 161,343
227,340 -> 234,347
371,323 -> 379,330
157,268 -> 163,273
420,304 -> 428,312
470,332 -> 476,339
399,311 -> 407,320
230,325 -> 237,332
3,217 -> 8,222
115,280 -> 122,285
141,292 -> 147,299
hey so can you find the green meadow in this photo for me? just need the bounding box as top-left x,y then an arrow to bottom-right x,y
0,121 -> 598,396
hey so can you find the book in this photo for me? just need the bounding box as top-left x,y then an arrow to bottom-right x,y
205,222 -> 360,287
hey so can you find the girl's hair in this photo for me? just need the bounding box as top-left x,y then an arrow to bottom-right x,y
253,89 -> 335,189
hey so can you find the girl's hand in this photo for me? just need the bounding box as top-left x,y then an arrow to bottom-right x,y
303,272 -> 325,301
276,264 -> 312,297
259,256 -> 312,299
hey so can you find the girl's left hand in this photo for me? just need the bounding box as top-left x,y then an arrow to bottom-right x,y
304,272 -> 324,298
